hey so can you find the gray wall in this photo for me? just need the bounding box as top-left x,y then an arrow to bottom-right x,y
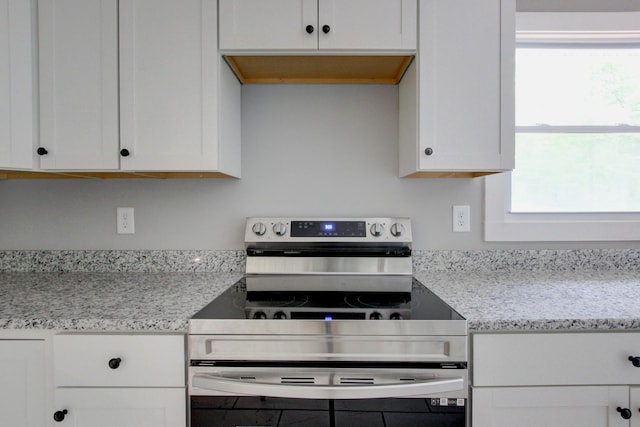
0,85 -> 637,250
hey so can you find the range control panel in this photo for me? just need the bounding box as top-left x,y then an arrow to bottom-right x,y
244,217 -> 412,244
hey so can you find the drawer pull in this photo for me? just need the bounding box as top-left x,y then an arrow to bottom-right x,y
617,407 -> 632,420
53,409 -> 68,422
108,357 -> 122,369
629,356 -> 640,367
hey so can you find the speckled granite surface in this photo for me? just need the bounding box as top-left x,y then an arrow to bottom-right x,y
0,272 -> 241,331
416,270 -> 640,332
0,250 -> 245,273
0,249 -> 638,332
412,249 -> 640,273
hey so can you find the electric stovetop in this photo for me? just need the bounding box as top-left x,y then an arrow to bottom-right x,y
191,277 -> 465,322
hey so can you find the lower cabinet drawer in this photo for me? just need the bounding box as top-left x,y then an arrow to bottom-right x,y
473,332 -> 640,387
53,333 -> 185,387
472,386 -> 630,427
53,388 -> 186,427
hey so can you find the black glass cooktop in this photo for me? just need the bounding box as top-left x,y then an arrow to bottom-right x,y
191,278 -> 464,322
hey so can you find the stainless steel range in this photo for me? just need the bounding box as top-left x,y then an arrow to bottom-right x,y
188,217 -> 468,427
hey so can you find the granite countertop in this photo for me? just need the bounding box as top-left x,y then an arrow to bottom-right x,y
416,270 -> 640,332
0,272 -> 242,331
1,268 -> 639,333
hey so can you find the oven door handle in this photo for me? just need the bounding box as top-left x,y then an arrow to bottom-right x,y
192,374 -> 464,399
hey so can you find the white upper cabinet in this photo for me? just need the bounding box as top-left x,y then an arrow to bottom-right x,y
399,0 -> 515,177
219,0 -> 417,51
120,0 -> 239,174
38,0 -> 119,170
37,0 -> 241,176
0,0 -> 36,170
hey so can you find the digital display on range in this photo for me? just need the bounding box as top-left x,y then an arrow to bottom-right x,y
291,221 -> 366,237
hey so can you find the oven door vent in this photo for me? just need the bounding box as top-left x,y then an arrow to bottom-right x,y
339,377 -> 375,385
281,377 -> 315,384
275,375 -> 420,385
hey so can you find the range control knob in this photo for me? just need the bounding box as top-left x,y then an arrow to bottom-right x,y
273,311 -> 287,320
370,223 -> 384,237
273,223 -> 287,236
252,222 -> 267,236
390,312 -> 404,320
390,223 -> 404,237
253,311 -> 267,319
629,356 -> 640,367
369,312 -> 383,320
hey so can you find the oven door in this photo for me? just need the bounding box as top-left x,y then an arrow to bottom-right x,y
189,366 -> 467,427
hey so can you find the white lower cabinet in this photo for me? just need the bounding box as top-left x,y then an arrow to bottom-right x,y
52,388 -> 185,427
473,386 -> 632,427
472,332 -> 640,427
0,340 -> 46,427
51,333 -> 186,427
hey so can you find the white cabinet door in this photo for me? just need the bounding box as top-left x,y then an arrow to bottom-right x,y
631,387 -> 640,427
119,0 -> 235,172
399,0 -> 515,177
38,0 -> 119,170
0,0 -> 36,170
219,0 -> 317,50
0,340 -> 46,427
53,388 -> 186,427
219,0 -> 416,51
473,386 -> 630,427
318,0 -> 416,50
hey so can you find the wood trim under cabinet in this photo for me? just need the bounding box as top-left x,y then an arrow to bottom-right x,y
224,55 -> 414,84
0,170 -> 237,179
403,171 -> 501,178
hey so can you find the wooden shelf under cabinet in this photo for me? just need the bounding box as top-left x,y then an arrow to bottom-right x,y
224,55 -> 414,85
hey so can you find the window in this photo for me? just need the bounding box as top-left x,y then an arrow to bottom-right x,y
485,11 -> 640,241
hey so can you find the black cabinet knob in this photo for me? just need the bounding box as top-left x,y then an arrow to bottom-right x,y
322,24 -> 330,34
120,149 -> 130,157
36,147 -> 48,156
617,407 -> 632,420
108,357 -> 122,369
53,409 -> 68,422
629,356 -> 640,367
305,25 -> 314,34
424,147 -> 434,156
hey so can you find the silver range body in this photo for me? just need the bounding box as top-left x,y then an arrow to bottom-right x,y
244,217 -> 413,293
188,217 -> 468,427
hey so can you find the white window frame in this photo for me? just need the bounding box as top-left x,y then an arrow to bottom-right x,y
485,11 -> 640,242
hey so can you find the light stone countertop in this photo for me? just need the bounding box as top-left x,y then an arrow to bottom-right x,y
0,272 -> 242,331
416,270 -> 640,332
1,269 -> 639,332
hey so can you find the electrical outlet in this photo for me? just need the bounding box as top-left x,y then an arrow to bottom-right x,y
453,205 -> 470,232
117,207 -> 135,234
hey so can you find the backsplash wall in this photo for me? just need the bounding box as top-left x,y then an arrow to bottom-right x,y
0,85 -> 637,250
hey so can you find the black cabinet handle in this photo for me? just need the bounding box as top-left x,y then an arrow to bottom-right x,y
322,24 -> 330,34
53,409 -> 68,422
120,149 -> 130,157
108,357 -> 122,369
617,407 -> 632,420
36,147 -> 48,156
424,147 -> 434,156
629,356 -> 640,367
305,25 -> 314,34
